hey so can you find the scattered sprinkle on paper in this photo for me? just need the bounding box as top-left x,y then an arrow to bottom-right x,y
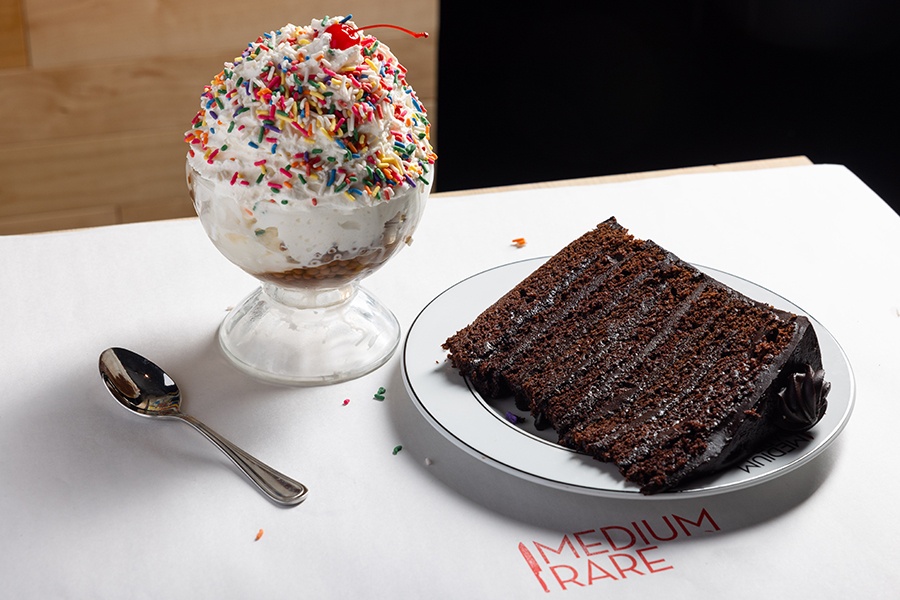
342,398 -> 350,406
373,387 -> 386,401
254,529 -> 264,541
505,411 -> 525,424
424,457 -> 434,466
511,237 -> 527,248
392,445 -> 403,455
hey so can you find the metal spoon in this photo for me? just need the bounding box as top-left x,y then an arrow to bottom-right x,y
99,347 -> 308,506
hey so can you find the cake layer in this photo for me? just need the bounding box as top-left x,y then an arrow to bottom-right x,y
443,217 -> 830,494
446,219 -> 637,397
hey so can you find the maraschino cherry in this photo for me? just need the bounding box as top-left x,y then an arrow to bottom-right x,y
325,14 -> 428,51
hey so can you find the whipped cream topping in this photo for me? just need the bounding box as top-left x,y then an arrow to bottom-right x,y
185,17 -> 436,209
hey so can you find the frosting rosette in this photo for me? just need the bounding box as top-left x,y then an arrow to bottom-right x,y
185,17 -> 436,208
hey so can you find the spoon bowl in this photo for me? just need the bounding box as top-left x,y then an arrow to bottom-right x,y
99,347 -> 308,506
100,348 -> 181,417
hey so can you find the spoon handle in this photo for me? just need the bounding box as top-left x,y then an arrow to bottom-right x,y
177,413 -> 309,506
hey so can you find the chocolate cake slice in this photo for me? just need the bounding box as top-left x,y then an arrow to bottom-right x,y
443,217 -> 829,494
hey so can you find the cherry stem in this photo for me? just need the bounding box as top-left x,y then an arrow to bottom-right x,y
357,23 -> 429,39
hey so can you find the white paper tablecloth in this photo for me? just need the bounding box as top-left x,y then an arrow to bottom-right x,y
2,164 -> 898,598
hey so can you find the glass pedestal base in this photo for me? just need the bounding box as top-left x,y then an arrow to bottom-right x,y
218,282 -> 400,386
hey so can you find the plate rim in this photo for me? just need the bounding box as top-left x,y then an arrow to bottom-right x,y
402,257 -> 855,499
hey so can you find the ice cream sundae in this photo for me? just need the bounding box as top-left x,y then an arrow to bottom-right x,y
184,16 -> 435,384
186,16 -> 435,286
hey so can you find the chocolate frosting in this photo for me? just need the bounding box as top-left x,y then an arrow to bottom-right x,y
776,365 -> 830,431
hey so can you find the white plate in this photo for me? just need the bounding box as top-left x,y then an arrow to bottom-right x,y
402,258 -> 855,498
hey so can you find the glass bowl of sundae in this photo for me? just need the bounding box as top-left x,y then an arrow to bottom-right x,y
185,16 -> 435,385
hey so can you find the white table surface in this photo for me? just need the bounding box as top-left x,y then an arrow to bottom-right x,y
1,164 -> 898,598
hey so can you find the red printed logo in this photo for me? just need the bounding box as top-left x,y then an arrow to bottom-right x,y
517,507 -> 720,592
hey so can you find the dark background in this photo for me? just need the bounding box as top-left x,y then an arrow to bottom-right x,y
435,1 -> 900,215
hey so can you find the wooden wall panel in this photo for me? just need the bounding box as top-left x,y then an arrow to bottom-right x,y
0,205 -> 119,234
1,0 -> 438,235
25,0 -> 436,69
1,130 -> 187,215
0,0 -> 28,69
0,56 -> 218,145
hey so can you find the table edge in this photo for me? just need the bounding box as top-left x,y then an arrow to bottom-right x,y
431,156 -> 813,198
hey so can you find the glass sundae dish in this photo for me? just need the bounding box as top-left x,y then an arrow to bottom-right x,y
185,17 -> 435,385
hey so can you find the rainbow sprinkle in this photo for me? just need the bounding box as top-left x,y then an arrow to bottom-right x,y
505,411 -> 525,424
